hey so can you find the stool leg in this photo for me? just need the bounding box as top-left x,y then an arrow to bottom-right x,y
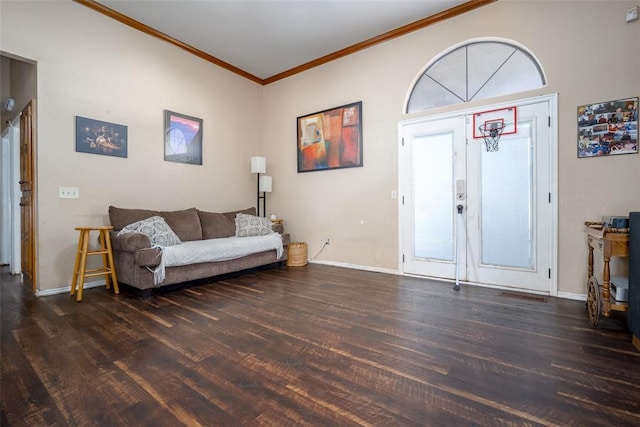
98,231 -> 111,290
70,230 -> 84,297
76,230 -> 90,302
103,230 -> 119,295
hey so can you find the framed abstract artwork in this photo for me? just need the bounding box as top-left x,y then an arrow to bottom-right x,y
164,110 -> 203,165
75,116 -> 127,158
577,97 -> 638,158
297,101 -> 363,172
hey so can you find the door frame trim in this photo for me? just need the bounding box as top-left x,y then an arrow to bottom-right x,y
398,94 -> 558,296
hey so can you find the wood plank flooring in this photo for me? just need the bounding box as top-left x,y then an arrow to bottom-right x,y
2,264 -> 640,426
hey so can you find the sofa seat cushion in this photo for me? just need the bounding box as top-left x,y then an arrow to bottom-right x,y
153,234 -> 284,284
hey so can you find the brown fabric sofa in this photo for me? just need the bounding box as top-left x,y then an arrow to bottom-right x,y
108,206 -> 289,298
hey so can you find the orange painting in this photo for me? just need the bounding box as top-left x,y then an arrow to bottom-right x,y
297,101 -> 363,172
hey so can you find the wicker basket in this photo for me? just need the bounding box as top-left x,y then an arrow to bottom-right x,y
287,242 -> 308,267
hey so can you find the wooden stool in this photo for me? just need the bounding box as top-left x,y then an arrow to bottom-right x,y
71,226 -> 119,302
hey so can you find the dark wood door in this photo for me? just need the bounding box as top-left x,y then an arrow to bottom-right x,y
19,100 -> 36,292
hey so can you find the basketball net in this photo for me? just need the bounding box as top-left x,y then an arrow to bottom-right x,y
479,122 -> 506,152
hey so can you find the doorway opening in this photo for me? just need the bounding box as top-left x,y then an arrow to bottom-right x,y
1,53 -> 37,292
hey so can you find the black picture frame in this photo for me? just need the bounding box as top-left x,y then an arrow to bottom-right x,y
164,110 -> 203,165
75,116 -> 127,158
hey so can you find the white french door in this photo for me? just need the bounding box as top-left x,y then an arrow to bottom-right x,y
400,97 -> 556,294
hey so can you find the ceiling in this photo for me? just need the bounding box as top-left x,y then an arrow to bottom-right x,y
83,0 -> 490,84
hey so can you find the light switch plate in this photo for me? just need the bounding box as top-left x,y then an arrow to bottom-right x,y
59,187 -> 79,199
626,6 -> 638,23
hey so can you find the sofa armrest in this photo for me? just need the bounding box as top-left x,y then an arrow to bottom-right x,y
272,223 -> 284,234
135,248 -> 162,268
110,231 -> 151,252
110,231 -> 162,267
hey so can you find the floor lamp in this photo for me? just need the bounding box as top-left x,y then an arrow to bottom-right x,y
251,156 -> 271,217
259,175 -> 272,218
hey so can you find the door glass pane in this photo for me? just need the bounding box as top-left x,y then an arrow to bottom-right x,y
407,76 -> 463,113
480,122 -> 533,268
472,51 -> 545,101
467,42 -> 516,98
425,47 -> 467,101
414,132 -> 454,261
406,41 -> 545,112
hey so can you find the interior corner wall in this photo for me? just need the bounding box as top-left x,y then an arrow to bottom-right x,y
262,0 -> 640,295
0,56 -> 12,126
0,1 -> 264,292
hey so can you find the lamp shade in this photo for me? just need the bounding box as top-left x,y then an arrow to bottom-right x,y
259,175 -> 272,192
250,156 -> 266,173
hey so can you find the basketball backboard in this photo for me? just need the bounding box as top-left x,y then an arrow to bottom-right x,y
472,106 -> 517,139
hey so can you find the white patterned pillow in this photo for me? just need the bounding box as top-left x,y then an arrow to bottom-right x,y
235,213 -> 274,237
117,216 -> 181,247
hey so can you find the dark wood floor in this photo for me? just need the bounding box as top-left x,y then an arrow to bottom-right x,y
2,264 -> 640,426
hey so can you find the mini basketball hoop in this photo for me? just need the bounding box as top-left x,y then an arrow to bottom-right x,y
478,119 -> 506,152
472,106 -> 517,153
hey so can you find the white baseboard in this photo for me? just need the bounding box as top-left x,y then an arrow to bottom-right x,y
308,259 -> 400,276
557,291 -> 587,301
35,280 -> 106,297
309,260 -> 587,302
34,267 -> 589,303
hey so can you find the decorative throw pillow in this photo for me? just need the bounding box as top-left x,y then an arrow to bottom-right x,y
235,213 -> 274,237
117,216 -> 182,247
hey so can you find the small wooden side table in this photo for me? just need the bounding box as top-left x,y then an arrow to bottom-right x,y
71,226 -> 119,302
585,222 -> 629,325
270,218 -> 284,234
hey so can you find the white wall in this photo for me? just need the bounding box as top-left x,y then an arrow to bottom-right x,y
263,0 -> 640,295
0,1 -> 264,292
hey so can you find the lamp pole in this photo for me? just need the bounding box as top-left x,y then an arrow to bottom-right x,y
256,172 -> 262,216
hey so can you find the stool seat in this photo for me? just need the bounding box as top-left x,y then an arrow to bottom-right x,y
71,226 -> 119,302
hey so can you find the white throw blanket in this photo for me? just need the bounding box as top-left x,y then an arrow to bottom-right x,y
153,234 -> 283,285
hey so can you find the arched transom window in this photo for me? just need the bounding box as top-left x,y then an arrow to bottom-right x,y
406,40 -> 546,113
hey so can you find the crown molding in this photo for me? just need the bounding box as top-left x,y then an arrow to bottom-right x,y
73,0 -> 263,84
263,0 -> 496,85
74,0 -> 496,86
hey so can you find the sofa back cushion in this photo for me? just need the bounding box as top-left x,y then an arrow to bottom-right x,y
159,208 -> 202,242
198,207 -> 256,239
109,206 -> 203,242
109,206 -> 159,231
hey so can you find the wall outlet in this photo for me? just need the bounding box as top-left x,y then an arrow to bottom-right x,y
59,186 -> 79,199
324,238 -> 330,245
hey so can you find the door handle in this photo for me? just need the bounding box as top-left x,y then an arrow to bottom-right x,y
456,179 -> 465,200
19,202 -> 27,207
19,180 -> 27,184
